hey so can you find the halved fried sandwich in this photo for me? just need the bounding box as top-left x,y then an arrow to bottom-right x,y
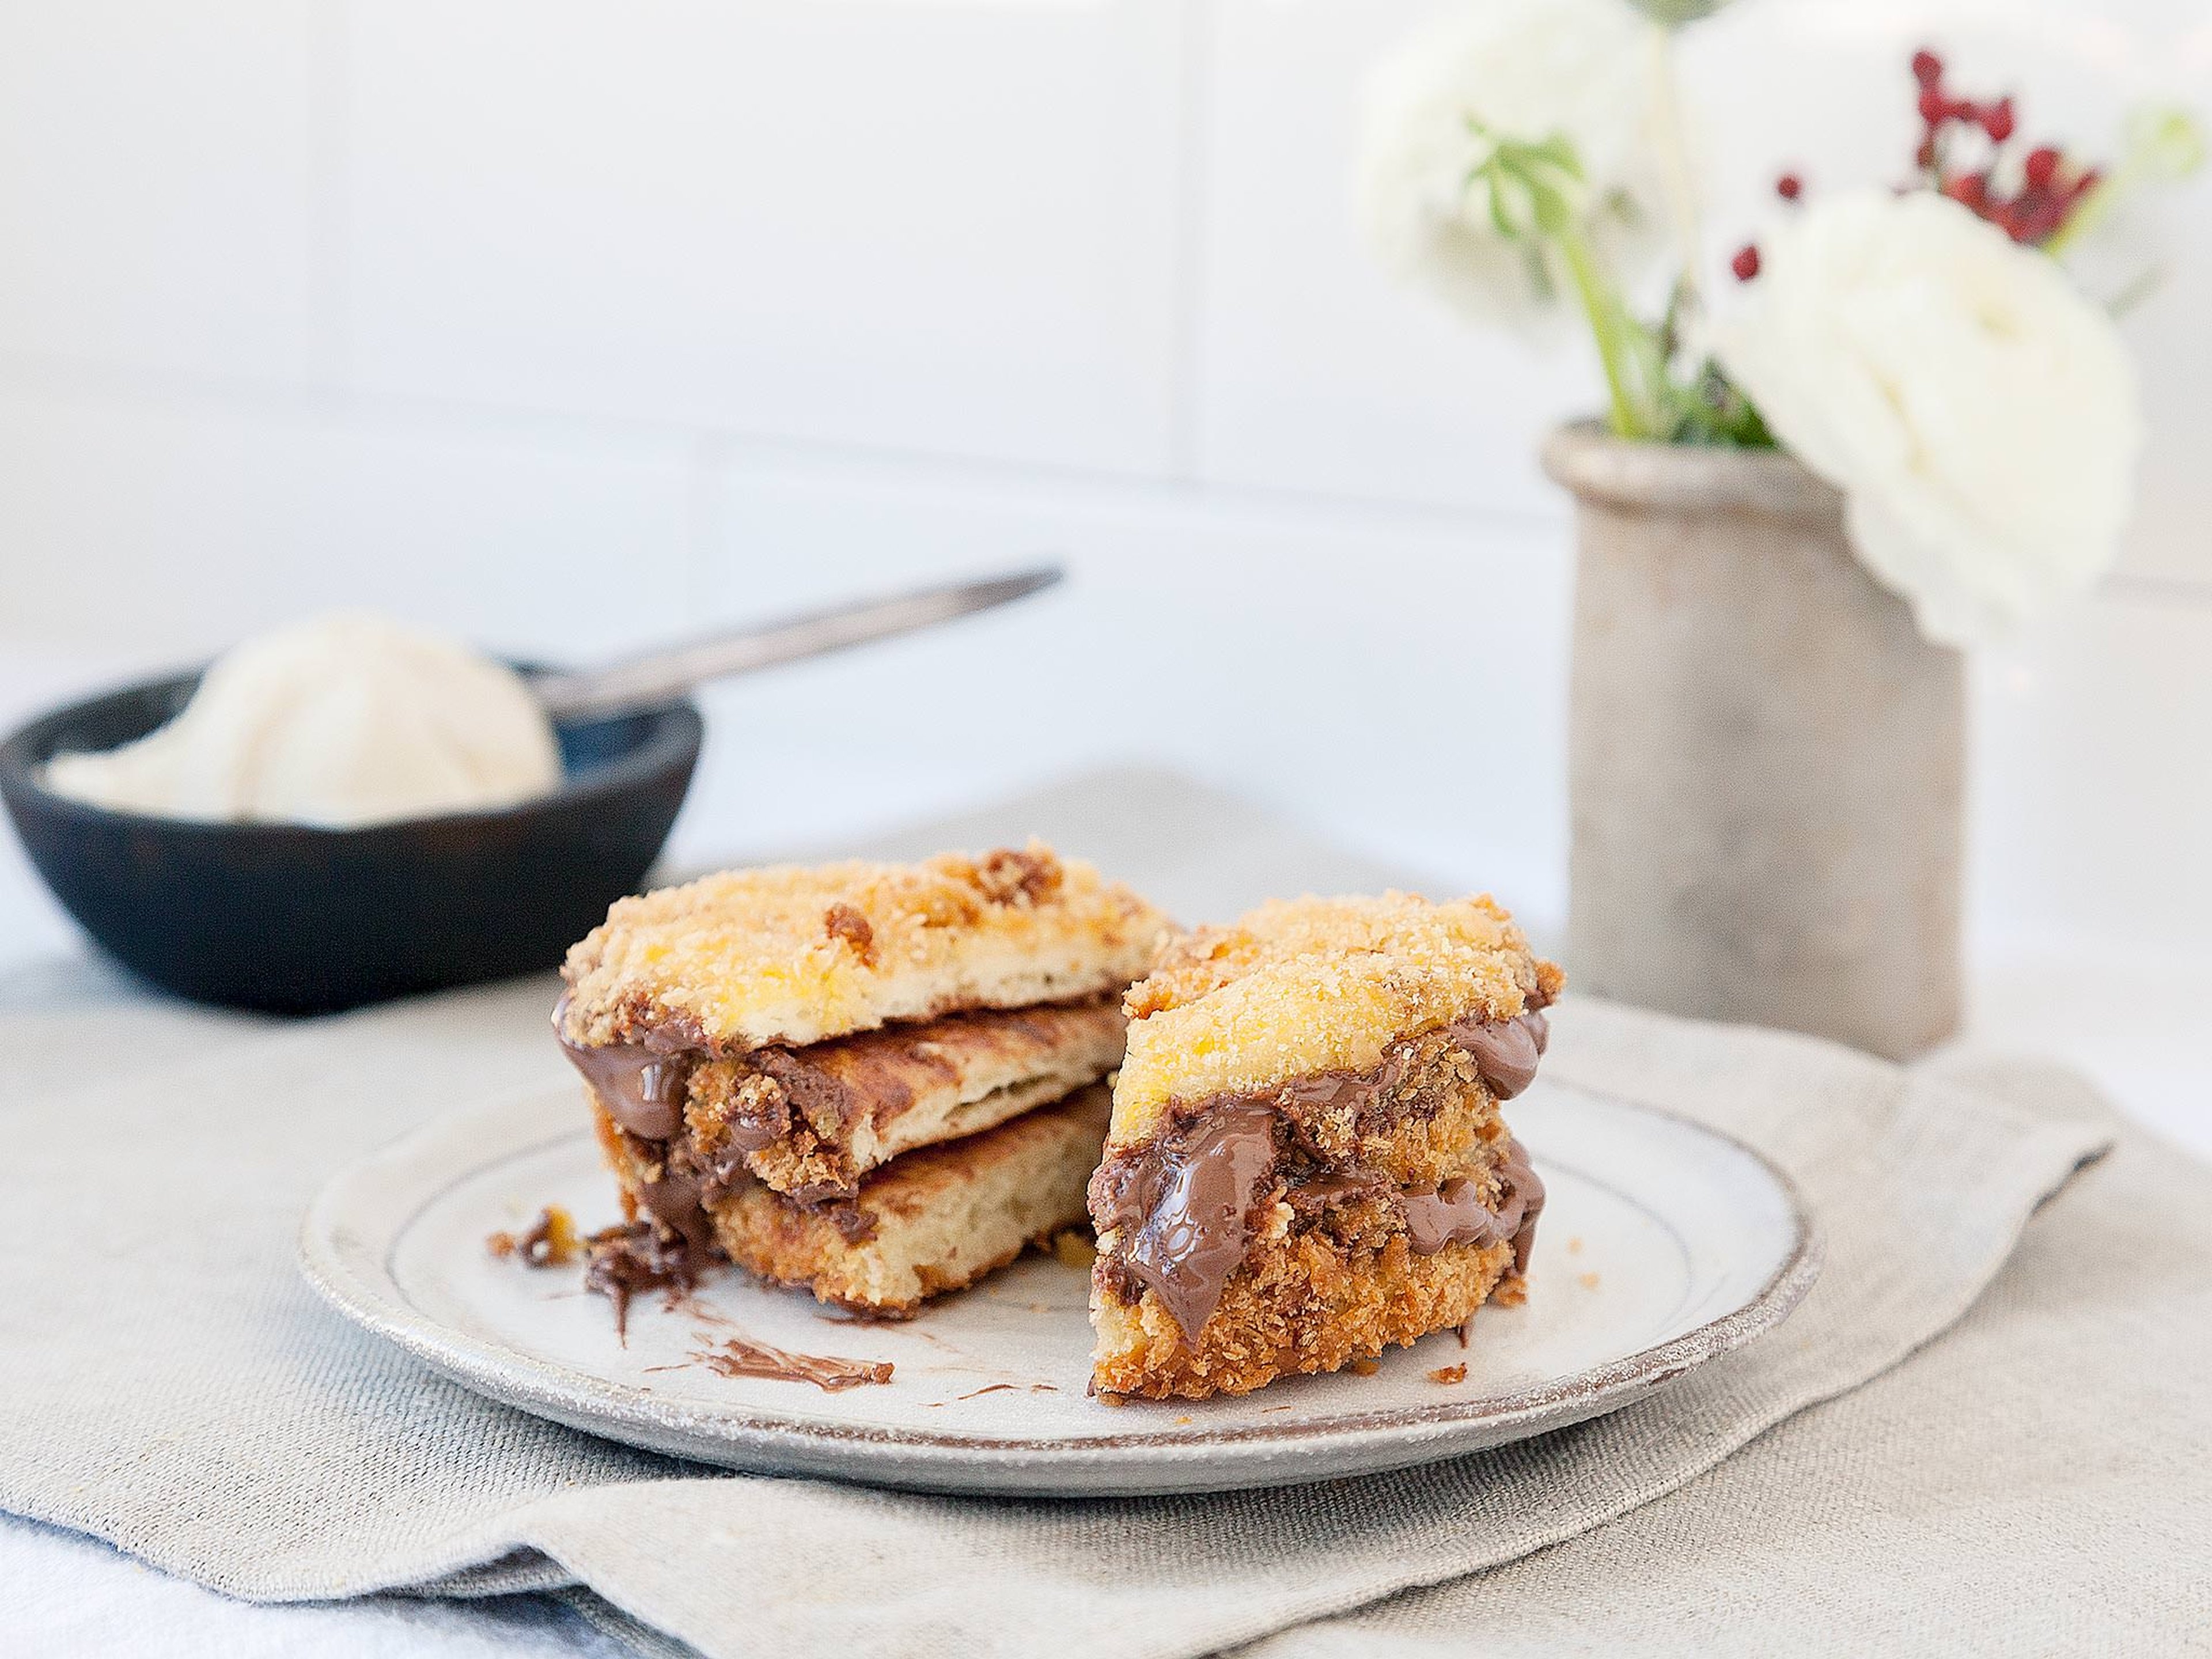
1088,892 -> 1559,1399
557,843 -> 1170,1318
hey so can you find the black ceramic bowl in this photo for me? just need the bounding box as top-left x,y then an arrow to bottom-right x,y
0,668 -> 702,1014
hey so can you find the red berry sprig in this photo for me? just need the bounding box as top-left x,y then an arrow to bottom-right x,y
1736,172 -> 1809,279
1908,49 -> 2100,247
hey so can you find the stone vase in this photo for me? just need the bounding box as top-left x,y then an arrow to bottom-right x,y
1541,421 -> 1964,1062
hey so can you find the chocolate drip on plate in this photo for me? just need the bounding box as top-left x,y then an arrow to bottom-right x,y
582,1222 -> 702,1339
690,1335 -> 893,1392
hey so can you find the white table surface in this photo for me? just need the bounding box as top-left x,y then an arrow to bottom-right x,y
3,649 -> 2206,1656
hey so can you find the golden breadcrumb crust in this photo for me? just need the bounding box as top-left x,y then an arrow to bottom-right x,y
1112,892 -> 1561,1146
560,842 -> 1172,1053
1091,1224 -> 1518,1399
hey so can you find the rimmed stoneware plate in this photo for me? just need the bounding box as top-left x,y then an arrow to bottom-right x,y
300,1081 -> 1820,1497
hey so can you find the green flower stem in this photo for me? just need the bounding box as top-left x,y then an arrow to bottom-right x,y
1553,218 -> 1644,437
1464,121 -> 1748,444
1540,194 -> 1665,439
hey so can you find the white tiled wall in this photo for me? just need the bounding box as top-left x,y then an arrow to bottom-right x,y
1192,0 -> 1594,516
0,1 -> 327,383
691,449 -> 1573,916
1,0 -> 2210,958
342,0 -> 1190,472
0,376 -> 694,659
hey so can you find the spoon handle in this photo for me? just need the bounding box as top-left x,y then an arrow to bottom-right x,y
531,565 -> 1062,722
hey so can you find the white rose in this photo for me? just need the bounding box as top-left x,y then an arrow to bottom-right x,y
1358,0 -> 1665,329
1716,190 -> 2142,646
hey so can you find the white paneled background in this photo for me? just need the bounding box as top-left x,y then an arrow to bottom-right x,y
2,0 -> 2210,1115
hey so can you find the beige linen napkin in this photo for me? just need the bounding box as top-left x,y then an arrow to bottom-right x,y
0,771 -> 2186,1657
1242,1060 -> 2212,1658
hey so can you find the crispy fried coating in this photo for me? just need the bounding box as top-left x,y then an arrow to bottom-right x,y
1091,1225 -> 1519,1399
560,842 -> 1172,1053
1112,892 -> 1560,1147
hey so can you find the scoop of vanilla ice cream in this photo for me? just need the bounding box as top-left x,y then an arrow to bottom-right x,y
43,613 -> 564,827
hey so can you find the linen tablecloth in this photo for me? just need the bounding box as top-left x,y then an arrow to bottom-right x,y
2,770 -> 2204,1656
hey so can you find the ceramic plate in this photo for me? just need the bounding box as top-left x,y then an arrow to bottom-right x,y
300,1081 -> 1819,1496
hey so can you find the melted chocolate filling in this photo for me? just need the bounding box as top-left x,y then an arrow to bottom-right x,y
1092,1100 -> 1281,1338
634,1168 -> 719,1256
561,993 -> 1127,1257
1447,1009 -> 1547,1100
552,994 -> 701,1141
1399,1137 -> 1546,1272
555,994 -> 895,1263
1093,1008 -> 1551,1339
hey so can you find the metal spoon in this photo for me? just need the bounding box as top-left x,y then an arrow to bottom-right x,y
528,564 -> 1062,722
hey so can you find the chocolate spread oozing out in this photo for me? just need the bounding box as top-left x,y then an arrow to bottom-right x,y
1092,1008 -> 1552,1339
1090,1100 -> 1282,1338
559,991 -> 1124,1296
1447,1009 -> 1548,1100
1399,1137 -> 1547,1272
555,995 -> 1122,1162
633,1168 -> 720,1256
552,995 -> 700,1141
555,994 -> 877,1260
616,1117 -> 876,1251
